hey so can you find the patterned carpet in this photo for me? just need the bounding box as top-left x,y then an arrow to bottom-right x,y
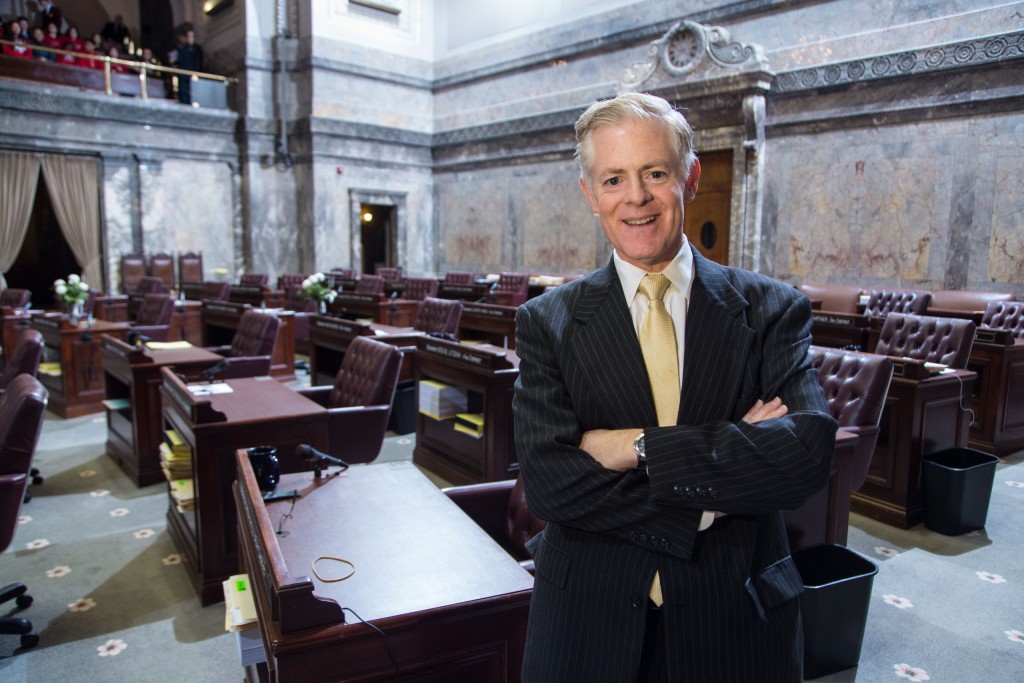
1,406 -> 1021,681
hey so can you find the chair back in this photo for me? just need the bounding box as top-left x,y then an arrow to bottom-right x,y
149,253 -> 174,289
135,276 -> 166,294
201,281 -> 230,301
402,278 -> 439,302
120,253 -> 146,294
864,289 -> 931,316
375,266 -> 403,282
178,251 -> 203,284
277,273 -> 308,292
327,336 -> 402,410
0,375 -> 48,553
981,301 -> 1024,339
798,283 -> 862,314
355,274 -> 384,295
239,272 -> 269,287
415,297 -> 462,336
504,476 -> 547,562
443,271 -> 474,284
810,346 -> 893,431
496,272 -> 530,306
874,313 -> 976,369
283,287 -> 316,313
135,294 -> 174,326
0,288 -> 31,309
929,289 -> 1013,314
0,329 -> 43,390
229,311 -> 280,357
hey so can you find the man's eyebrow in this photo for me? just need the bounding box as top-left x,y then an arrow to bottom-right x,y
595,160 -> 673,177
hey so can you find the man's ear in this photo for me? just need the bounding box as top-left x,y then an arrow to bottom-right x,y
579,176 -> 599,214
683,158 -> 701,202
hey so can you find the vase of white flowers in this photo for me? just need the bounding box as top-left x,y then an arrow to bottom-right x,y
300,273 -> 337,314
54,274 -> 90,325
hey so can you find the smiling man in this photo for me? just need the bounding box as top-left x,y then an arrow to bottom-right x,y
512,92 -> 837,681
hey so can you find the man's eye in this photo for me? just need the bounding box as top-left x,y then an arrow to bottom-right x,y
649,171 -> 666,180
605,177 -> 620,186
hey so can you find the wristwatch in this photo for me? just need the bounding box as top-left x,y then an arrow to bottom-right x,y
632,431 -> 647,474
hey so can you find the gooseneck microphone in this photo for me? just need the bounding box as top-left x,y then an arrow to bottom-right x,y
202,358 -> 232,383
296,444 -> 350,479
126,331 -> 152,347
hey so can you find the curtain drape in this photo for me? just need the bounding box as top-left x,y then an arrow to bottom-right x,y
40,155 -> 102,289
0,152 -> 42,289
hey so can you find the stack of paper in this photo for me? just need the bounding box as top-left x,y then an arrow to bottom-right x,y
223,574 -> 258,633
418,379 -> 468,420
169,478 -> 195,513
453,413 -> 485,438
164,429 -> 191,458
159,442 -> 192,480
38,361 -> 62,376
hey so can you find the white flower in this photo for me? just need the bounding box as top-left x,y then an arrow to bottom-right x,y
894,663 -> 930,681
976,571 -> 1006,584
883,594 -> 913,609
47,565 -> 72,578
313,272 -> 325,282
78,281 -> 89,292
325,291 -> 337,303
69,597 -> 96,612
67,274 -> 80,284
54,278 -> 66,287
301,277 -> 312,289
55,284 -> 67,296
97,639 -> 127,656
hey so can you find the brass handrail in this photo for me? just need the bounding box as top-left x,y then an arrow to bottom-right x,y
0,37 -> 237,100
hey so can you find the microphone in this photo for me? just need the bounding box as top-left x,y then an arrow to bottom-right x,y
125,330 -> 152,347
295,444 -> 350,479
487,281 -> 498,303
202,358 -> 232,383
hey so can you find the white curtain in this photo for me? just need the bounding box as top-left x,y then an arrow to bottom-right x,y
0,152 -> 41,289
40,155 -> 102,289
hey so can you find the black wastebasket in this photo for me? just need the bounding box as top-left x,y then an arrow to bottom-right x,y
792,544 -> 878,680
922,447 -> 999,535
388,380 -> 416,435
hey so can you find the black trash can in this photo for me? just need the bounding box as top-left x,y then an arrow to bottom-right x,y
792,544 -> 878,680
922,447 -> 999,535
388,380 -> 416,435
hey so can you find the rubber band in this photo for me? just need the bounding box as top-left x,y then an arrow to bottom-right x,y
311,556 -> 356,583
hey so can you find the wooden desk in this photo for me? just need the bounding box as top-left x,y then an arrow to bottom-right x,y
227,284 -> 271,307
93,295 -> 129,322
200,301 -> 295,381
31,315 -> 131,418
437,282 -> 490,301
307,316 -> 422,385
160,369 -> 328,605
414,337 -> 519,485
102,338 -> 224,487
459,302 -> 518,349
171,300 -> 203,344
967,332 -> 1024,456
810,311 -> 870,350
852,365 -> 976,528
1,310 -> 38,368
333,292 -> 419,326
234,458 -> 532,683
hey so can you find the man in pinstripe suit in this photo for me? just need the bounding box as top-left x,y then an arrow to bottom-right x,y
512,93 -> 838,681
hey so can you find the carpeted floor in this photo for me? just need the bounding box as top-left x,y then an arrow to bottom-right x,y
1,405 -> 1021,681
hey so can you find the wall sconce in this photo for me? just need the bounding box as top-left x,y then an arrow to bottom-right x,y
205,0 -> 235,16
362,211 -> 374,223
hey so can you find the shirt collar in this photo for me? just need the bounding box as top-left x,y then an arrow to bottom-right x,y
613,236 -> 694,305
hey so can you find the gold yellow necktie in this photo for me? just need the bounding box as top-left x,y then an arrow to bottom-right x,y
638,273 -> 679,607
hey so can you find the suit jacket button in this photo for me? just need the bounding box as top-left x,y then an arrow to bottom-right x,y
696,486 -> 707,497
628,531 -> 637,541
673,484 -> 683,496
637,534 -> 647,544
709,487 -> 719,498
685,486 -> 696,497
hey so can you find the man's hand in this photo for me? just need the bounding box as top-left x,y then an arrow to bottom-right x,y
743,397 -> 788,424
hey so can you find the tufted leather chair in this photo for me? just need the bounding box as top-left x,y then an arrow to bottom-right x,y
928,290 -> 1013,318
200,281 -> 230,301
797,283 -> 863,314
354,274 -> 384,296
239,272 -> 269,287
784,346 -> 894,549
981,301 -> 1024,339
203,310 -> 280,380
296,336 -> 402,464
494,272 -> 530,307
149,253 -> 175,290
0,374 -> 48,649
443,476 -> 545,574
415,297 -> 462,337
864,289 -> 931,317
443,271 -> 475,284
178,252 -> 203,284
120,253 -> 146,294
0,330 -> 43,394
0,288 -> 31,310
276,273 -> 308,292
401,277 -> 439,302
874,313 -> 976,369
134,276 -> 166,295
129,294 -> 175,342
375,266 -> 403,282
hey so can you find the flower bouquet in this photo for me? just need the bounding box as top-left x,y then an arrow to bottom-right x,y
54,274 -> 90,324
300,272 -> 338,313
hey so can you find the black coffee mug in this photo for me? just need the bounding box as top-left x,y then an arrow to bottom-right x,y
247,446 -> 280,493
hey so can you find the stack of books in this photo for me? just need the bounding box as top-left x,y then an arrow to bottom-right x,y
453,413 -> 485,438
223,574 -> 264,666
169,478 -> 195,513
160,430 -> 193,480
38,361 -> 62,377
418,379 -> 468,420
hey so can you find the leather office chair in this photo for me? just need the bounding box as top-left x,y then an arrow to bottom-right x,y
864,289 -> 931,317
375,266 -> 403,282
442,475 -> 545,574
415,297 -> 462,337
120,253 -> 146,294
295,336 -> 402,463
178,251 -> 203,284
0,374 -> 48,649
0,329 -> 43,395
149,253 -> 175,291
401,277 -> 439,302
239,272 -> 269,287
129,294 -> 175,342
0,288 -> 31,310
443,271 -> 475,285
494,272 -> 530,307
134,276 -> 166,295
874,313 -> 976,369
797,283 -> 863,314
282,286 -> 317,355
354,274 -> 384,296
784,346 -> 894,549
276,273 -> 309,292
203,310 -> 280,380
980,301 -> 1024,339
200,281 -> 230,301
928,290 -> 1014,323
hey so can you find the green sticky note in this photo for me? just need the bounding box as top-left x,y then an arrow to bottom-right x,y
236,580 -> 247,592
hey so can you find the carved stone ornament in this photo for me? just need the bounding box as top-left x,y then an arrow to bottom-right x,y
621,20 -> 767,90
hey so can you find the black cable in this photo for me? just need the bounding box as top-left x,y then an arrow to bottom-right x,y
342,607 -> 399,681
275,496 -> 298,537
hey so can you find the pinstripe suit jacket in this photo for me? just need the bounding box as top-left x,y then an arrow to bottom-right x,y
512,248 -> 837,682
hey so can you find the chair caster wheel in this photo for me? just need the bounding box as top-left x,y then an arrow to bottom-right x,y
20,633 -> 39,649
32,475 -> 44,485
16,593 -> 33,609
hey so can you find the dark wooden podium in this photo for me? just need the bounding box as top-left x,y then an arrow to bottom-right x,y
307,315 -> 423,386
413,337 -> 519,486
234,457 -> 533,682
332,292 -> 419,326
31,315 -> 131,418
458,302 -> 518,349
160,369 -> 328,605
102,337 -> 224,486
966,331 -> 1024,456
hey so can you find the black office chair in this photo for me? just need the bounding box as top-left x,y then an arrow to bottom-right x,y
0,375 -> 48,649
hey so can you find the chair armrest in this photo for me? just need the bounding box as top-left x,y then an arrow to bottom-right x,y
204,344 -> 232,355
324,404 -> 392,464
216,356 -> 272,380
838,424 -> 881,492
295,385 -> 332,407
442,480 -> 516,549
130,324 -> 171,342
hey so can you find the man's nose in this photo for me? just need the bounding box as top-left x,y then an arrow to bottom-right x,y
625,177 -> 652,204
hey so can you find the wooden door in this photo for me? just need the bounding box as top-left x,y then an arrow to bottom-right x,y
684,150 -> 733,265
